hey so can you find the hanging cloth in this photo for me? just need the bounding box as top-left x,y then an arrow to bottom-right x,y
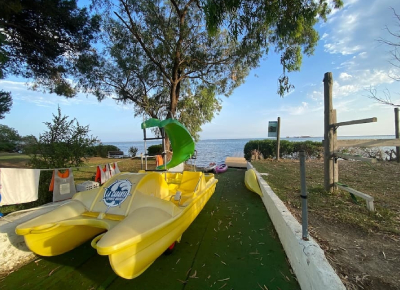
49,169 -> 70,191
109,162 -> 120,177
156,155 -> 164,167
50,169 -> 76,202
0,168 -> 41,206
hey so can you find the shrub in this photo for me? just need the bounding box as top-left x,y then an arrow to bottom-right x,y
148,144 -> 163,155
292,140 -> 323,158
244,139 -> 323,160
129,146 -> 138,157
28,107 -> 98,169
27,107 -> 98,209
87,144 -> 120,158
0,124 -> 21,152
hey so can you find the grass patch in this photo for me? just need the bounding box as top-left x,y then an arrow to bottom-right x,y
252,159 -> 400,235
0,153 -> 30,167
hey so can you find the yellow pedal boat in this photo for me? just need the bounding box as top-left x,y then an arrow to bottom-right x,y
16,171 -> 218,279
244,169 -> 263,197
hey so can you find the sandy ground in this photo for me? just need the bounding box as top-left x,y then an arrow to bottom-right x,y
285,160 -> 400,290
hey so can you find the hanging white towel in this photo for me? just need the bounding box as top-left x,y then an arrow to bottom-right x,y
0,168 -> 41,206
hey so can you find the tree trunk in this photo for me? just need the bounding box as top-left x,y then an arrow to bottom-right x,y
164,134 -> 172,162
164,79 -> 181,162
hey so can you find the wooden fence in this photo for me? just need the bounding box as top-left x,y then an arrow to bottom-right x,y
323,72 -> 400,211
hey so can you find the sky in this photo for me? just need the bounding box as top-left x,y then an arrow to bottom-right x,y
1,0 -> 400,142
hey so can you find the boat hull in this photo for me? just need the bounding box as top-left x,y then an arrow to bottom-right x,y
24,225 -> 105,256
107,182 -> 217,279
15,171 -> 218,279
244,169 -> 263,196
215,164 -> 228,173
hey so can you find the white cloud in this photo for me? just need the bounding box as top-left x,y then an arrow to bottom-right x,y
0,80 -> 34,90
320,0 -> 397,69
0,79 -> 121,108
285,89 -> 296,97
358,52 -> 367,58
339,72 -> 353,80
334,99 -> 357,112
307,90 -> 324,101
304,69 -> 398,113
279,102 -> 310,116
331,69 -> 395,98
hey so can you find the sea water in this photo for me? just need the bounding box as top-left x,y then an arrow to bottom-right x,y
104,135 -> 395,168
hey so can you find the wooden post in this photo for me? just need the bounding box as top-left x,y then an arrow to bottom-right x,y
324,72 -> 334,192
395,108 -> 400,163
333,109 -> 338,190
276,117 -> 281,161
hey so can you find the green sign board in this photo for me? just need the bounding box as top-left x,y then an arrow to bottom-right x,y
268,121 -> 278,137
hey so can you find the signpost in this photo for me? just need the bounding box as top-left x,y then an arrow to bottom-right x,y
268,117 -> 281,160
268,121 -> 278,138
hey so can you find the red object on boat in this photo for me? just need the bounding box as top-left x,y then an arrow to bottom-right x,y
214,163 -> 228,173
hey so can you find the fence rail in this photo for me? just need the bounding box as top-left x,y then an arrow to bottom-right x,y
336,139 -> 400,147
321,71 -> 400,211
332,117 -> 377,128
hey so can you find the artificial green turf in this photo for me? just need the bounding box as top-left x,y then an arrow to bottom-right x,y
1,169 -> 300,290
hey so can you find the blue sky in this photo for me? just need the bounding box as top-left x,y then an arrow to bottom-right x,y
1,0 -> 400,142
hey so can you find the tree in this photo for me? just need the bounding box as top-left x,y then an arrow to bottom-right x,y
128,146 -> 138,158
203,0 -> 344,95
0,0 -> 100,97
0,124 -> 20,152
368,8 -> 400,107
28,106 -> 99,169
0,91 -> 12,118
19,134 -> 38,154
79,0 -> 260,141
80,0 -> 343,142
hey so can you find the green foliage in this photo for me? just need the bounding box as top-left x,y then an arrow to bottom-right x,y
86,144 -> 121,158
203,0 -> 344,96
129,146 -> 138,158
0,0 -> 100,97
19,134 -> 38,154
293,140 -> 324,159
147,144 -> 163,156
244,139 -> 323,160
0,124 -> 20,152
178,85 -> 222,141
28,106 -> 98,169
36,171 -> 54,206
0,90 -> 12,119
79,0 -> 260,141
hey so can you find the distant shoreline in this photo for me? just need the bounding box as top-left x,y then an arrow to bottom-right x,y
103,135 -> 396,143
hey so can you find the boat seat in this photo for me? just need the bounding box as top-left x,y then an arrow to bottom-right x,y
169,172 -> 206,206
134,172 -> 170,200
128,192 -> 181,217
177,171 -> 205,194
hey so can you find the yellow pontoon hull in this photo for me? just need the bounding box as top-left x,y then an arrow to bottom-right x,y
16,171 -> 217,279
245,169 -> 263,196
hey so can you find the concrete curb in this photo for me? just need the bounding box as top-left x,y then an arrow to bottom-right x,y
0,201 -> 70,276
247,162 -> 346,290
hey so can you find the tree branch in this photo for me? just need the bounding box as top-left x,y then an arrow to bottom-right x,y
114,1 -> 171,82
367,86 -> 400,107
